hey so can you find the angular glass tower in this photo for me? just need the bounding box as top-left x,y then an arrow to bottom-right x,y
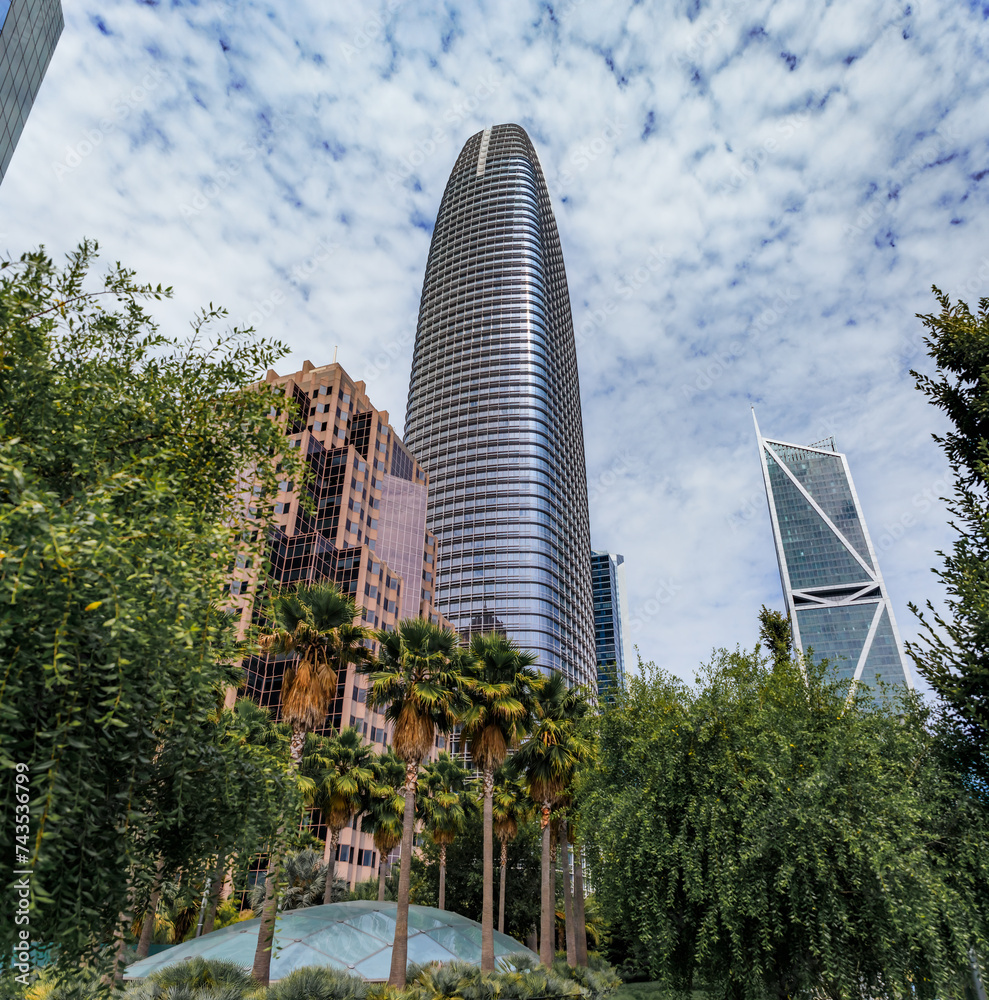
404,124 -> 596,687
754,412 -> 912,688
591,550 -> 630,698
0,0 -> 63,182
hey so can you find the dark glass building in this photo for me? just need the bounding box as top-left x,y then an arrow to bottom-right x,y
404,123 -> 596,687
0,0 -> 63,182
755,412 -> 912,689
591,550 -> 629,698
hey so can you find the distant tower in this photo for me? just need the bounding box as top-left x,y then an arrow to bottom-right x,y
591,551 -> 631,698
754,412 -> 912,688
0,0 -> 64,182
404,124 -> 596,688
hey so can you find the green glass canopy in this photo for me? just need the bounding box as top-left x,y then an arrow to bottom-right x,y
124,902 -> 536,982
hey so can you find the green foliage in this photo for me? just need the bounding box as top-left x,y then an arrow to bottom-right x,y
579,649 -> 989,1000
550,957 -> 621,998
0,242 -> 304,974
755,606 -> 791,672
418,752 -> 475,848
909,288 -> 989,782
267,967 -> 368,1000
413,808 -> 542,941
249,850 -> 326,913
127,958 -> 260,1000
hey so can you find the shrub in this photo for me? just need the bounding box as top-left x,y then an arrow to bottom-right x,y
267,968 -> 368,1000
127,958 -> 259,1000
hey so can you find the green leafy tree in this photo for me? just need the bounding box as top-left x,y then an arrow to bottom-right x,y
364,749 -> 407,902
460,633 -> 542,970
298,728 -> 377,903
511,674 -> 591,968
579,646 -> 989,999
908,289 -> 989,782
419,752 -> 475,911
249,849 -> 327,912
258,583 -> 372,763
0,242 -> 304,981
360,619 -> 467,986
757,605 -> 792,671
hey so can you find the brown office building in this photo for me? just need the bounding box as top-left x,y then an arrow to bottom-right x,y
231,359 -> 446,890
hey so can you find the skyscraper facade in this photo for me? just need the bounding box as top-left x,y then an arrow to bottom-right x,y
0,0 -> 63,182
590,550 -> 630,697
233,359 -> 447,891
755,414 -> 912,689
404,123 -> 596,688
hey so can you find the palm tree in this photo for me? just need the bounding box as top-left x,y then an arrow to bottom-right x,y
491,771 -> 532,935
510,673 -> 591,968
250,849 -> 326,912
258,582 -> 372,763
298,728 -> 377,903
360,618 -> 467,987
252,584 -> 369,986
419,752 -> 474,910
460,633 -> 542,970
364,750 -> 406,901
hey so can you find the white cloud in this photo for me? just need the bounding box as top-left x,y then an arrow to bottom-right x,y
3,0 -> 988,691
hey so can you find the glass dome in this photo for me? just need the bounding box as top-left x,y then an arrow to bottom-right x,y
124,902 -> 537,982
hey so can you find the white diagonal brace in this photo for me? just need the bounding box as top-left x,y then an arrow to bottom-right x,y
852,601 -> 886,682
764,443 -> 876,582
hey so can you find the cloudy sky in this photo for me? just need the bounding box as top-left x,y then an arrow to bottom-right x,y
3,0 -> 988,688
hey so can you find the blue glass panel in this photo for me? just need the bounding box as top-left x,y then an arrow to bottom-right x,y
0,0 -> 11,32
771,444 -> 873,567
858,609 -> 904,688
767,453 -> 870,590
796,604 -> 879,680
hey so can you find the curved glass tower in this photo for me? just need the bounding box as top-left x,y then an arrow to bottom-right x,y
404,123 -> 596,687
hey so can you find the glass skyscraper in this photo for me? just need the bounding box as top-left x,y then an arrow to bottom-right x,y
404,123 -> 596,687
0,0 -> 63,182
755,412 -> 912,688
591,550 -> 630,697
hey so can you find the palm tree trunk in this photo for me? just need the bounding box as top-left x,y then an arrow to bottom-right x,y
201,850 -> 228,937
561,820 -> 576,967
439,843 -> 447,911
350,814 -> 365,891
550,822 -> 558,952
481,763 -> 495,971
323,826 -> 339,905
573,842 -> 588,966
388,759 -> 419,987
498,838 -> 508,935
251,862 -> 279,985
290,722 -> 306,764
539,802 -> 553,968
377,850 -> 388,901
136,857 -> 166,959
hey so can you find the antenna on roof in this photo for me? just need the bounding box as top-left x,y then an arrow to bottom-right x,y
333,345 -> 338,363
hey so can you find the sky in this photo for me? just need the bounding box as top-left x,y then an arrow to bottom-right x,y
2,0 -> 988,689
